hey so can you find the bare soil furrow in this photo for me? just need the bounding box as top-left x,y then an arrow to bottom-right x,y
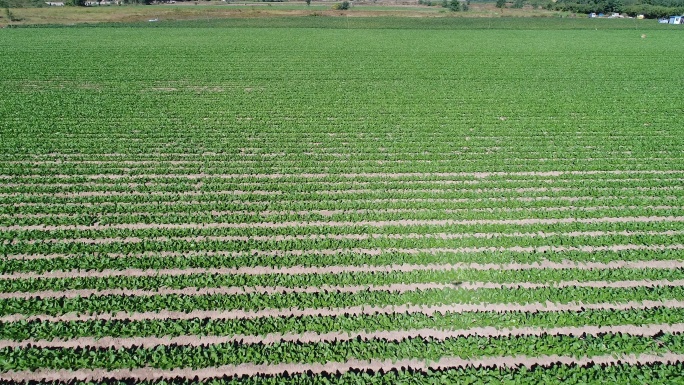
3,299 -> 684,323
2,280 -> 683,300
0,189 -> 280,199
4,215 -> 684,232
2,244 -> 682,279
2,353 -> 684,381
2,323 -> 683,349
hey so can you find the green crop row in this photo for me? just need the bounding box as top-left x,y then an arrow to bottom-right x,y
5,230 -> 683,257
1,333 -> 682,372
1,193 -> 679,217
2,186 -> 682,206
1,286 -> 683,317
2,307 -> 683,342
6,157 -> 683,176
4,216 -> 682,243
3,267 -> 683,294
13,362 -> 682,385
3,206 -> 682,228
4,176 -> 683,195
3,236 -> 681,260
3,249 -> 681,274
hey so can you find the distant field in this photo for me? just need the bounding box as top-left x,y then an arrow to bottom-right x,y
2,22 -> 684,383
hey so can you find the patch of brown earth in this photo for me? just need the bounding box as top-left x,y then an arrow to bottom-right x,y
4,169 -> 682,181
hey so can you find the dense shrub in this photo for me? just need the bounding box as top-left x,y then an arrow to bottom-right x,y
623,3 -> 684,17
554,0 -> 684,15
332,0 -> 349,9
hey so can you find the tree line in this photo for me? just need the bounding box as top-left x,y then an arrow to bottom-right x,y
553,0 -> 684,17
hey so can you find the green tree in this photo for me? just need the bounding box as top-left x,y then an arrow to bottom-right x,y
604,0 -> 623,12
513,0 -> 524,7
496,0 -> 506,7
449,0 -> 460,11
306,0 -> 311,5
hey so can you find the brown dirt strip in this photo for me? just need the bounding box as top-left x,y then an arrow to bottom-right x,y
0,180 -> 479,189
4,169 -> 684,180
3,299 -> 684,324
2,353 -> 684,381
2,181 -> 199,189
2,280 -> 683,300
4,151 -> 678,159
4,215 -> 684,232
2,244 -> 683,279
4,205 -> 682,221
0,189 -> 281,199
0,151 -> 663,161
2,323 -> 683,350
11,229 -> 684,246
5,150 -> 679,158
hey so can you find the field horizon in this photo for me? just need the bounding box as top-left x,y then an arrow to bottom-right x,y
1,0 -> 677,27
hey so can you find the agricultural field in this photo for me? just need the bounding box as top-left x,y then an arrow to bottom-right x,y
1,20 -> 684,383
